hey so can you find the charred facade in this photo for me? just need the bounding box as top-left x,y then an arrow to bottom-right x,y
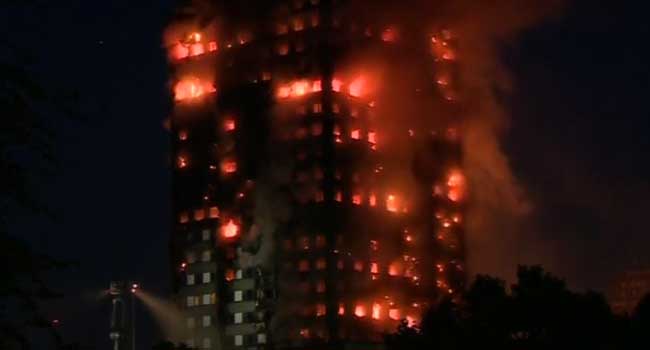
167,1 -> 467,349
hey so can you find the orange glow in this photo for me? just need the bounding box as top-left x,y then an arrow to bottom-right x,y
220,220 -> 239,239
292,17 -> 304,31
352,193 -> 362,205
405,235 -> 413,243
208,41 -> 218,52
447,170 -> 466,202
221,159 -> 237,174
189,42 -> 205,57
312,79 -> 322,92
178,130 -> 188,141
388,262 -> 402,276
194,209 -> 205,221
174,78 -> 216,101
381,27 -> 397,42
225,269 -> 235,282
368,131 -> 377,144
370,262 -> 379,274
171,43 -> 189,60
177,156 -> 188,169
350,129 -> 361,140
316,258 -> 326,270
354,305 -> 366,318
354,261 -> 364,272
291,80 -> 309,96
348,76 -> 366,97
179,212 -> 189,224
209,207 -> 219,218
406,316 -> 418,327
386,194 -> 398,212
338,303 -> 345,315
389,308 -> 400,321
331,78 -> 343,92
224,118 -> 236,131
316,303 -> 326,316
277,85 -> 291,98
372,303 -> 382,320
335,191 -> 343,202
369,193 -> 377,207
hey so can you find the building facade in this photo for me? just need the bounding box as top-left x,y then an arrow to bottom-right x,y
167,1 -> 466,349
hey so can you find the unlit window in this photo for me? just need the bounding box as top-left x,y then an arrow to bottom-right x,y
234,290 -> 243,302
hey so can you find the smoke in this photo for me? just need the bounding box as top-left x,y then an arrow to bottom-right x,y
134,290 -> 188,344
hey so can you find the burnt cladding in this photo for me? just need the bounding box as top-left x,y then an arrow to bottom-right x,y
166,1 -> 467,349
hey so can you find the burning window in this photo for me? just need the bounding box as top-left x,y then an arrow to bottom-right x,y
316,303 -> 326,316
348,76 -> 365,97
369,193 -> 377,207
368,131 -> 377,144
208,41 -> 218,52
352,193 -> 362,205
276,23 -> 289,35
291,80 -> 309,97
372,303 -> 382,320
223,118 -> 236,132
350,129 -> 361,140
171,43 -> 189,60
316,280 -> 326,293
313,103 -> 322,113
354,261 -> 364,272
179,212 -> 189,223
177,156 -> 188,169
292,17 -> 304,31
194,209 -> 205,221
370,262 -> 379,274
221,159 -> 237,174
331,78 -> 343,92
299,236 -> 310,250
178,130 -> 188,141
386,194 -> 398,212
338,303 -> 345,315
389,308 -> 401,321
335,191 -> 342,202
225,269 -> 235,282
388,262 -> 402,276
381,27 -> 397,42
209,207 -> 219,218
277,85 -> 291,99
354,304 -> 366,318
312,79 -> 322,92
174,78 -> 216,101
220,220 -> 240,239
189,42 -> 205,57
446,170 -> 466,202
298,260 -> 310,272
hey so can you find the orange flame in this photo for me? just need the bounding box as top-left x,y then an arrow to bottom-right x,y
174,78 -> 216,101
220,220 -> 239,239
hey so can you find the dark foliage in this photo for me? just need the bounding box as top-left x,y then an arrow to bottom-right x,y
386,265 -> 650,350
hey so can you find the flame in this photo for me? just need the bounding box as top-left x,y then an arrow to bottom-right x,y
372,303 -> 382,320
316,304 -> 326,316
370,262 -> 379,274
381,27 -> 398,42
331,78 -> 343,92
348,76 -> 366,97
389,308 -> 401,321
220,220 -> 239,239
224,118 -> 236,131
351,129 -> 361,140
174,78 -> 216,101
338,303 -> 345,315
447,169 -> 466,202
209,207 -> 219,218
386,194 -> 398,213
221,159 -> 237,174
354,305 -> 366,318
369,193 -> 377,207
177,156 -> 188,169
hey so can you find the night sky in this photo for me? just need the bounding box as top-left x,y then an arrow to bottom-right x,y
5,0 -> 650,349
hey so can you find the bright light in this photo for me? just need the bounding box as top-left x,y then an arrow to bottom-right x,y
221,220 -> 240,239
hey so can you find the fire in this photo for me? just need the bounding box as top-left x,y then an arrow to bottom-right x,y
174,78 -> 216,101
386,194 -> 398,212
177,156 -> 188,169
352,193 -> 362,205
369,193 -> 377,207
368,131 -> 377,144
348,76 -> 366,97
389,308 -> 401,321
381,27 -> 397,42
446,170 -> 466,202
338,303 -> 345,315
221,159 -> 237,174
372,303 -> 382,320
316,304 -> 326,316
194,209 -> 205,221
354,305 -> 366,318
331,78 -> 343,92
276,79 -> 323,99
388,262 -> 402,276
351,129 -> 361,140
370,262 -> 379,274
220,220 -> 239,239
225,269 -> 235,282
224,118 -> 236,131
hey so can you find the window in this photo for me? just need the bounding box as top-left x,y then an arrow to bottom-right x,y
234,335 -> 243,346
202,294 -> 211,305
187,339 -> 195,348
202,338 -> 211,349
202,229 -> 211,241
187,317 -> 195,329
187,296 -> 198,307
313,103 -> 322,113
234,312 -> 243,324
202,315 -> 211,327
187,252 -> 197,263
187,274 -> 195,285
202,272 -> 211,283
257,333 -> 267,344
202,250 -> 211,262
236,269 -> 243,280
234,290 -> 243,302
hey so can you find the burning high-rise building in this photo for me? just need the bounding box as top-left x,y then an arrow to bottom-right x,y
166,1 -> 466,349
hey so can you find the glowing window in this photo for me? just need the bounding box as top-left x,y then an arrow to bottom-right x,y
370,262 -> 379,274
350,129 -> 361,140
368,131 -> 377,144
354,305 -> 366,318
209,207 -> 219,218
178,130 -> 188,141
208,41 -> 218,52
177,156 -> 188,169
352,193 -> 362,205
338,303 -> 345,315
225,269 -> 235,282
179,212 -> 190,223
194,209 -> 205,221
389,308 -> 401,320
335,191 -> 342,202
292,17 -> 304,31
224,118 -> 236,131
313,103 -> 322,113
276,42 -> 289,55
221,159 -> 237,174
316,303 -> 326,316
354,261 -> 363,272
372,303 -> 382,320
312,79 -> 322,92
331,79 -> 342,92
